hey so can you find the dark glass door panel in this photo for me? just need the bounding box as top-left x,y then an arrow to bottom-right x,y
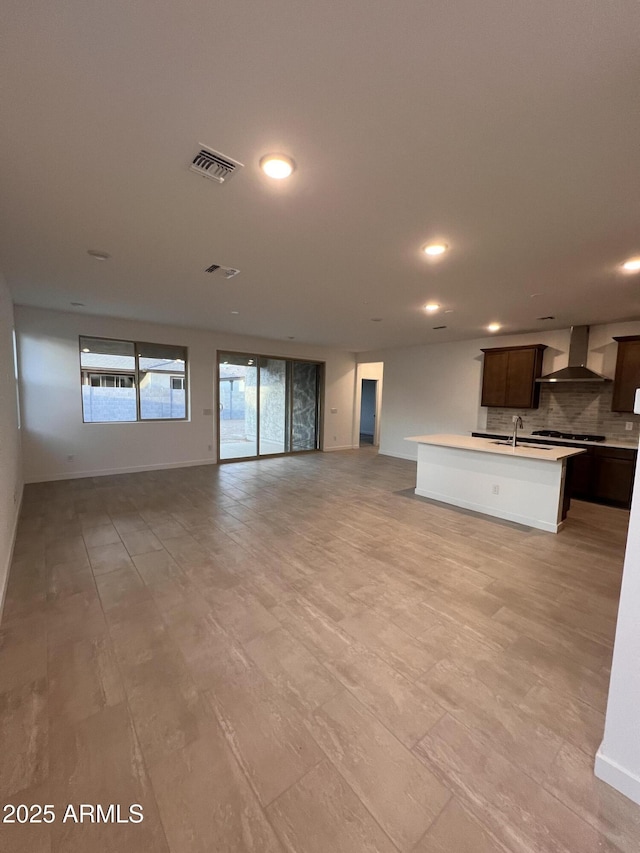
259,357 -> 288,456
291,361 -> 319,451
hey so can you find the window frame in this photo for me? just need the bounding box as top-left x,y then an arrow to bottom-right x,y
79,335 -> 189,424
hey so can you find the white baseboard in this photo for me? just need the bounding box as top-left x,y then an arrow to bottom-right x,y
595,747 -> 640,805
323,445 -> 359,452
414,487 -> 559,533
378,450 -> 417,462
0,481 -> 24,623
25,457 -> 218,484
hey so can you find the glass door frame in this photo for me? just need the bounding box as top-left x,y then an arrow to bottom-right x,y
216,350 -> 324,464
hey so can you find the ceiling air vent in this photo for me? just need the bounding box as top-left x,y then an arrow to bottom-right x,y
205,264 -> 240,279
190,145 -> 243,183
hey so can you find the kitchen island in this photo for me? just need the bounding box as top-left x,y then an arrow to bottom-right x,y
405,434 -> 586,533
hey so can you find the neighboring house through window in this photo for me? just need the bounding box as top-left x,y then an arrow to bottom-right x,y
79,336 -> 188,423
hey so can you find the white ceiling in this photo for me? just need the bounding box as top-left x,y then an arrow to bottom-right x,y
1,0 -> 640,351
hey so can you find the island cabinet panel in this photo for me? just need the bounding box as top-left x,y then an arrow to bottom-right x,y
612,335 -> 640,413
481,345 -> 546,409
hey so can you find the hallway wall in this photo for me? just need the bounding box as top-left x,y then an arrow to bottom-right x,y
0,273 -> 23,613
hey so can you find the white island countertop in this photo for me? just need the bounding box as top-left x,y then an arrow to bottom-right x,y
406,434 -> 586,462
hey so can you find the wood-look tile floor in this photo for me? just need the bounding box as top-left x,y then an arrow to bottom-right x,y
1,447 -> 639,852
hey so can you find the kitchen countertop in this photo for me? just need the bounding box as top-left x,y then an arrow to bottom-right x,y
406,434 -> 586,462
473,431 -> 639,450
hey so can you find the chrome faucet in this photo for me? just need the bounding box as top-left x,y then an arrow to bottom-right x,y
511,415 -> 524,447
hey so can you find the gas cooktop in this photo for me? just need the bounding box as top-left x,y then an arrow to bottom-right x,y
531,430 -> 606,442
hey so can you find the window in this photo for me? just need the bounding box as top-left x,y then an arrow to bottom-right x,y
88,374 -> 135,389
12,328 -> 21,430
79,336 -> 187,423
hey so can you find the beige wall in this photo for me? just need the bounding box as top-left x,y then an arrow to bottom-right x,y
15,306 -> 357,482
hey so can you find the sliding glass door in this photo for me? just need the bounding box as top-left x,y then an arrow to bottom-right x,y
219,354 -> 257,460
259,357 -> 288,456
218,352 -> 321,462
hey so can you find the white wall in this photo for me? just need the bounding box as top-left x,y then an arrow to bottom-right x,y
361,323 -> 640,460
595,429 -> 640,803
0,273 -> 23,614
15,306 -> 356,482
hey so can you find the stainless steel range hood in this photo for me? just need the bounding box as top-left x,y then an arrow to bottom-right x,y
537,325 -> 610,383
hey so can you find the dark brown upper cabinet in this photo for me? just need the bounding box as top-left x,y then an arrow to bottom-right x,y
480,344 -> 546,409
612,336 -> 640,413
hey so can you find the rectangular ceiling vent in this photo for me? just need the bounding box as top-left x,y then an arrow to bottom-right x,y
190,145 -> 243,183
205,264 -> 240,279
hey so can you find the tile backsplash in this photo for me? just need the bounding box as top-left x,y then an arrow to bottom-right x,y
486,383 -> 640,442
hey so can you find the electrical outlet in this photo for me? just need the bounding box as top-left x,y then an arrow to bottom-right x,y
625,422 -> 634,431
333,435 -> 337,441
491,484 -> 499,495
208,444 -> 213,451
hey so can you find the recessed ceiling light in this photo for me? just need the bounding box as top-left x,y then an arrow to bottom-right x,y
260,154 -> 295,179
424,303 -> 440,312
487,323 -> 501,333
87,249 -> 110,261
230,310 -> 239,315
70,301 -> 85,307
444,309 -> 454,314
622,257 -> 640,272
432,325 -> 447,330
287,336 -> 295,340
371,318 -> 383,322
423,243 -> 448,256
82,347 -> 90,353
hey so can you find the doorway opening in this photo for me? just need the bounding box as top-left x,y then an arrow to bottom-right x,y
217,352 -> 323,462
360,379 -> 377,446
355,362 -> 383,448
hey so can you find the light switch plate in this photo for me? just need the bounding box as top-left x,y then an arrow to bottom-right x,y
635,389 -> 640,415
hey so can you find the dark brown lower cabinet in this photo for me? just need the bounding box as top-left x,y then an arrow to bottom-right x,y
568,450 -> 593,500
567,446 -> 636,508
592,447 -> 636,506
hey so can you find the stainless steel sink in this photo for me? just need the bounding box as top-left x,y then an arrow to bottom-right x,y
491,441 -> 552,450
